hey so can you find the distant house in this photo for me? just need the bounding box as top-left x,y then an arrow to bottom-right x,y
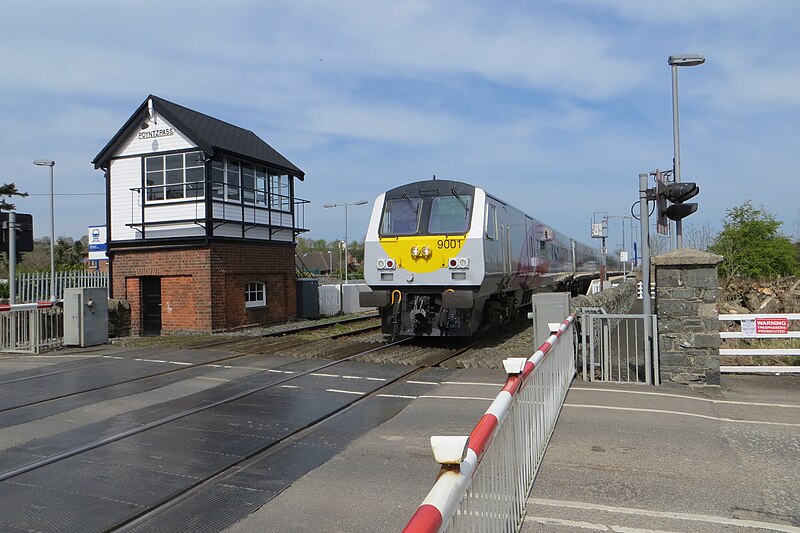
296,252 -> 334,275
93,95 -> 308,335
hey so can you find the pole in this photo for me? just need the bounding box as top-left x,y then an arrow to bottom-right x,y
8,212 -> 16,303
8,212 -> 16,348
599,237 -> 606,291
639,172 -> 655,384
671,64 -> 683,249
344,204 -> 348,286
49,164 -> 56,301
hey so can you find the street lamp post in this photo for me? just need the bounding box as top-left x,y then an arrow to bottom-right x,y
323,200 -> 368,286
33,159 -> 56,302
668,53 -> 705,249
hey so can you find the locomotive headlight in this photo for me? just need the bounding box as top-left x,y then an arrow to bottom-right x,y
377,259 -> 386,269
421,245 -> 432,259
410,246 -> 421,259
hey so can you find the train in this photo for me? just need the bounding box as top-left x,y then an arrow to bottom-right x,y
358,178 -> 601,337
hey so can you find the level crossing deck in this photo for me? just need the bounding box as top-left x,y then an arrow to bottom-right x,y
0,347 -> 797,532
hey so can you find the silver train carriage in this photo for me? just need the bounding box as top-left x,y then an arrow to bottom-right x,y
359,179 -> 599,336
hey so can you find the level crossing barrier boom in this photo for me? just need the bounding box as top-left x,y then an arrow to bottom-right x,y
402,314 -> 577,533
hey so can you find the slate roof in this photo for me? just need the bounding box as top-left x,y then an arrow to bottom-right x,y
93,95 -> 304,179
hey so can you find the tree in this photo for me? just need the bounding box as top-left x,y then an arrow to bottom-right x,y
709,201 -> 800,280
0,183 -> 28,211
683,221 -> 717,251
55,237 -> 86,269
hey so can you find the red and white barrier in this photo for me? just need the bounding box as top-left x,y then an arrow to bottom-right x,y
0,301 -> 55,312
403,314 -> 577,533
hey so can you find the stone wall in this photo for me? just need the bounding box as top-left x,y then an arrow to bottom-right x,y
572,280 -> 639,315
107,298 -> 131,338
653,249 -> 723,386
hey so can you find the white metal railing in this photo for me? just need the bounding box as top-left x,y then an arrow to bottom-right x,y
719,313 -> 800,357
402,315 -> 576,533
0,302 -> 63,353
15,271 -> 108,303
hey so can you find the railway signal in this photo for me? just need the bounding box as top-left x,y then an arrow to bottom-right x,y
658,181 -> 699,222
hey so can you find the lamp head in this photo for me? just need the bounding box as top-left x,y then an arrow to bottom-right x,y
323,203 -> 337,208
33,159 -> 55,167
354,200 -> 368,206
668,53 -> 705,67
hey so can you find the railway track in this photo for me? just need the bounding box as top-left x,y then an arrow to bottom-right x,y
0,318 -> 383,420
0,334 -> 481,532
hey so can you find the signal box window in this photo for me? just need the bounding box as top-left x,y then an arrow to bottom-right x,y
145,151 -> 205,202
245,281 -> 267,308
381,198 -> 421,235
429,195 -> 472,234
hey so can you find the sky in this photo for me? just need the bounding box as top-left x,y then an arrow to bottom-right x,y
1,0 -> 799,252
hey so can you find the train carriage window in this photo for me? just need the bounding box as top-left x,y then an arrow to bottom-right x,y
485,204 -> 497,239
429,195 -> 472,234
381,197 -> 421,235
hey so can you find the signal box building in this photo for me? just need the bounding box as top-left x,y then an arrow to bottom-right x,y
93,95 -> 307,335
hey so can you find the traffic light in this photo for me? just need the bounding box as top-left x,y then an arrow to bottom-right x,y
658,182 -> 699,222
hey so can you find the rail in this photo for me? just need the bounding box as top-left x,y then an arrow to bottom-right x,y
0,302 -> 63,353
402,314 -> 576,533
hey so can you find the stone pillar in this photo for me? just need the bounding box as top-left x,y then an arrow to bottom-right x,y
653,249 -> 723,386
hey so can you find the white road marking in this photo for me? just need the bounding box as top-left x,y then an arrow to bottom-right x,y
564,403 -> 800,427
529,498 -> 800,533
406,380 -> 440,385
528,516 -> 676,532
570,386 -> 800,409
326,389 -> 365,396
443,381 -> 505,387
419,395 -> 494,401
377,394 -> 418,399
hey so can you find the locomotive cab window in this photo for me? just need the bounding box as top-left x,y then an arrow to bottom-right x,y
428,194 -> 472,234
380,197 -> 422,235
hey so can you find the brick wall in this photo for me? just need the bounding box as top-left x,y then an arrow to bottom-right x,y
210,242 -> 296,330
112,241 -> 297,334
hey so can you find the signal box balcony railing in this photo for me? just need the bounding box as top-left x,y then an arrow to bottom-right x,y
125,183 -> 309,239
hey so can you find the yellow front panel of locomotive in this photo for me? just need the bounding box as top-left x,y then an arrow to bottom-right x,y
379,235 -> 466,273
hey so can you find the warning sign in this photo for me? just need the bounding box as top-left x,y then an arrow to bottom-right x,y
755,317 -> 789,335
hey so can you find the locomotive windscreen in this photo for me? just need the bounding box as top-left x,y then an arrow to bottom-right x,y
381,197 -> 422,235
428,194 -> 471,234
380,180 -> 474,236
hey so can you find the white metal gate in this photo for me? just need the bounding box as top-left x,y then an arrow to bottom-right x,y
579,311 -> 659,385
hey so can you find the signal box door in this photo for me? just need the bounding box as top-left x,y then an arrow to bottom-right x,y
141,277 -> 162,337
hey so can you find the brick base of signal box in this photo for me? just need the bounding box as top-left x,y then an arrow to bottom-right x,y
111,242 -> 297,335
